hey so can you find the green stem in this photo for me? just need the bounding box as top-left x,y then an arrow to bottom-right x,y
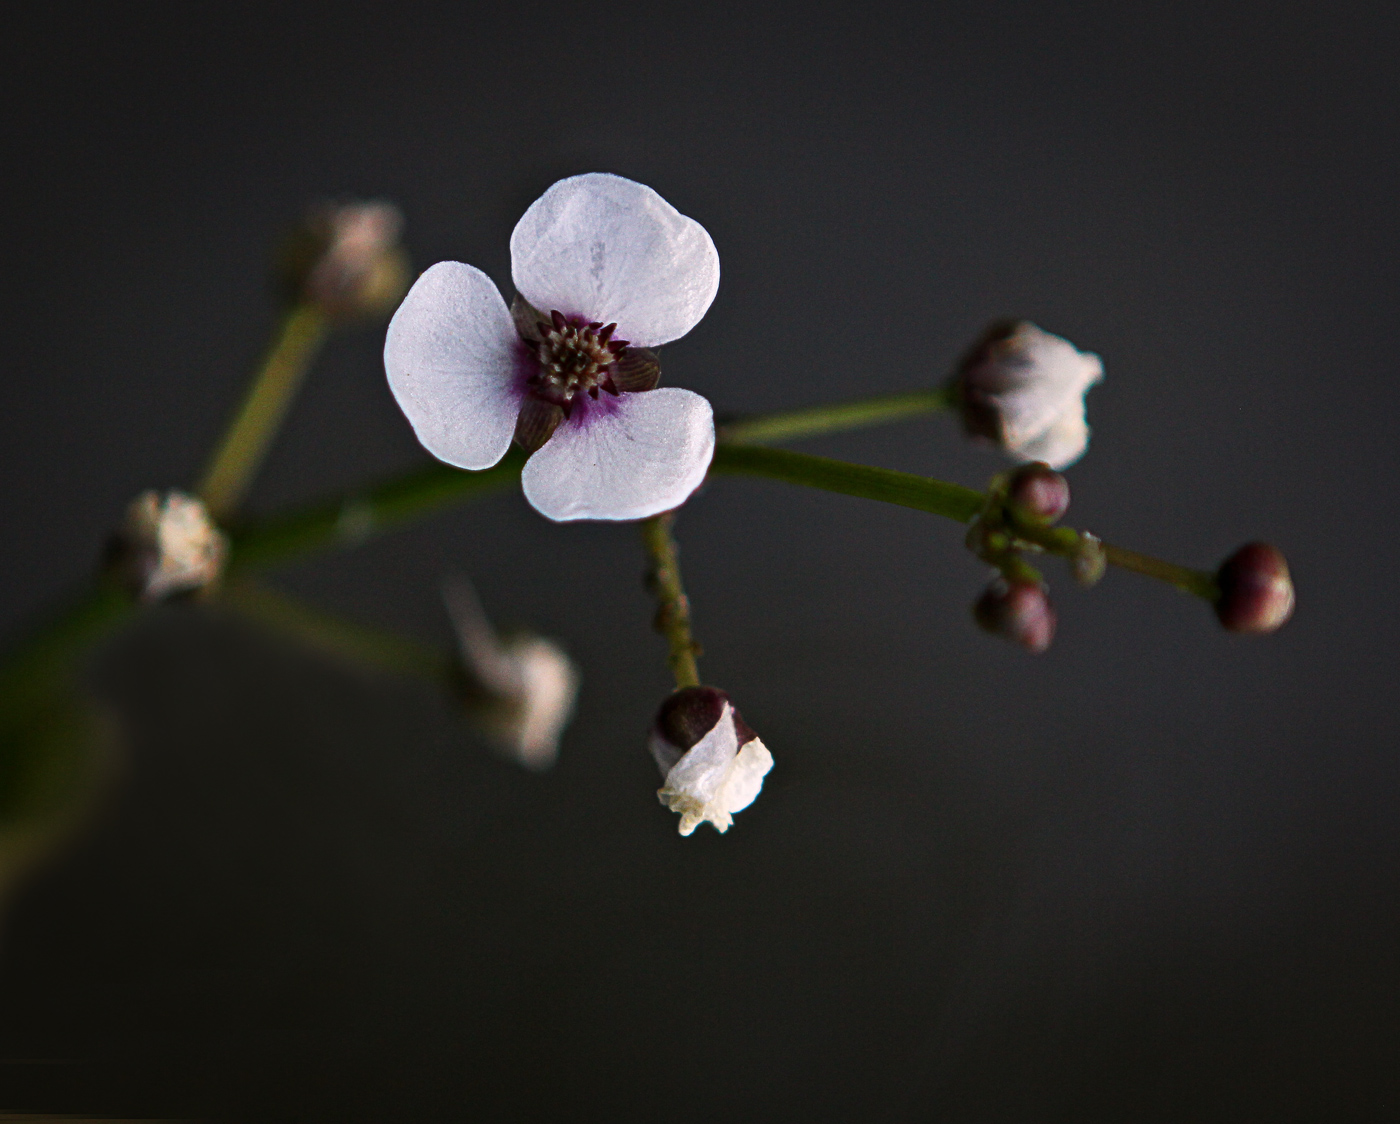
228,448 -> 525,571
198,304 -> 329,519
0,583 -> 134,693
717,386 -> 954,446
217,580 -> 454,684
1101,543 -> 1219,601
641,513 -> 701,689
710,443 -> 986,522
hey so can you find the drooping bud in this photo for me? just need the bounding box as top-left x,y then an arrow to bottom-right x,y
1214,542 -> 1295,634
973,578 -> 1057,653
1005,461 -> 1070,525
279,201 -> 409,320
650,686 -> 773,836
953,321 -> 1103,469
444,578 -> 579,770
109,490 -> 227,602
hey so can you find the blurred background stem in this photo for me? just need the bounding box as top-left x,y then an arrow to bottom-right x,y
198,304 -> 329,520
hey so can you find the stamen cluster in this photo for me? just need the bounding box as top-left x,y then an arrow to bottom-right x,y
526,310 -> 627,414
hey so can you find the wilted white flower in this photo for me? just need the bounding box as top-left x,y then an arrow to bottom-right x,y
384,173 -> 720,522
954,321 -> 1104,470
112,490 -> 227,602
444,578 -> 579,770
282,201 -> 409,319
649,686 -> 773,836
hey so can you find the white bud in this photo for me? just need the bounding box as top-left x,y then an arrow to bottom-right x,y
443,578 -> 579,770
955,321 -> 1103,470
651,687 -> 773,836
283,201 -> 409,319
114,490 -> 226,602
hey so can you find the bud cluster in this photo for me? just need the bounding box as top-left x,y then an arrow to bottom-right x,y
965,462 -> 1103,654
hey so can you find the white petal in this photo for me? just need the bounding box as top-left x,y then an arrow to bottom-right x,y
658,705 -> 741,835
520,388 -> 715,522
510,173 -> 720,348
996,338 -> 1102,451
1015,406 -> 1091,470
715,738 -> 774,816
384,261 -> 521,471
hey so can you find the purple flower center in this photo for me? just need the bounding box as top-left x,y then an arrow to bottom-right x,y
524,310 -> 627,414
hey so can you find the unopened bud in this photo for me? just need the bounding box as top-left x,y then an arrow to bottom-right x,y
650,686 -> 773,836
444,578 -> 579,770
1214,542 -> 1295,634
953,320 -> 1103,470
1005,461 -> 1070,525
973,578 -> 1057,653
1071,532 -> 1107,587
108,490 -> 226,602
279,201 -> 409,320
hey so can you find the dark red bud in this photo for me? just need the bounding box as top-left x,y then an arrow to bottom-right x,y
1215,542 -> 1294,634
654,685 -> 758,751
973,580 -> 1057,654
1006,461 -> 1070,524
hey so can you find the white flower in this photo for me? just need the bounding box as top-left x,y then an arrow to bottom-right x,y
650,686 -> 773,836
384,173 -> 720,522
114,490 -> 226,602
444,578 -> 579,770
954,321 -> 1104,470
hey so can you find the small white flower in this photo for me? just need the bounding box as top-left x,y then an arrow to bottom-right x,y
650,686 -> 773,836
114,490 -> 227,602
954,321 -> 1104,470
385,173 -> 720,522
444,578 -> 579,770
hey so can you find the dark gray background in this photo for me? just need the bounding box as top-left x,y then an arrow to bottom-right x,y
0,1 -> 1394,1119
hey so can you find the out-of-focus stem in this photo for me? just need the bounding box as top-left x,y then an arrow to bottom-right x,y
718,386 -> 954,445
218,580 -> 454,684
227,449 -> 526,571
198,304 -> 329,519
640,513 -> 701,689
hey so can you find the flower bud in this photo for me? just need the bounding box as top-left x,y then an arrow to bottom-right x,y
108,490 -> 226,602
444,578 -> 579,770
279,201 -> 409,320
1005,461 -> 1070,525
954,321 -> 1103,469
1214,542 -> 1295,634
650,686 -> 773,836
973,578 -> 1057,653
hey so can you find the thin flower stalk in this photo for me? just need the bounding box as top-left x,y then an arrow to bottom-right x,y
717,386 -> 954,446
640,514 -> 701,689
199,304 -> 329,519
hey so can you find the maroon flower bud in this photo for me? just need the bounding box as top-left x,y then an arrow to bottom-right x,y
1005,461 -> 1070,525
1214,542 -> 1295,634
649,686 -> 772,836
973,579 -> 1057,653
